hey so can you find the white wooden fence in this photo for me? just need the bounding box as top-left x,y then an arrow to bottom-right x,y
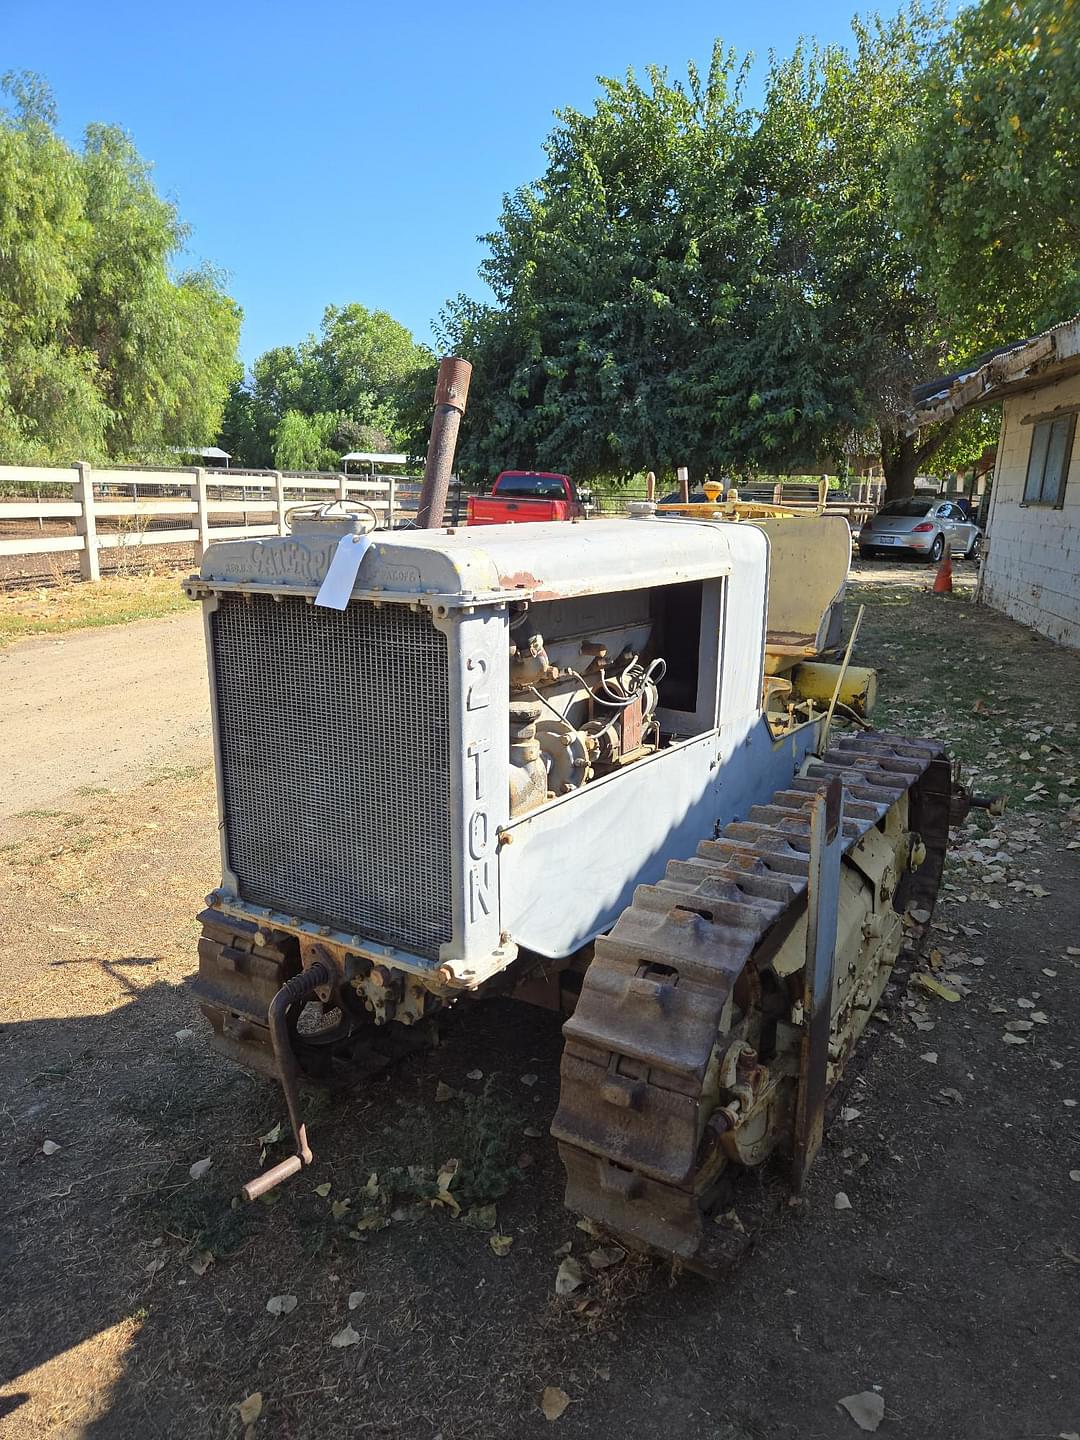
0,462 -> 436,582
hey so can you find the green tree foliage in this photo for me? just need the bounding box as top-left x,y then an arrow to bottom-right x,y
442,26 -> 962,494
271,410 -> 340,471
223,303 -> 432,468
439,49 -> 757,483
0,72 -> 240,465
444,6 -> 1075,497
895,0 -> 1080,350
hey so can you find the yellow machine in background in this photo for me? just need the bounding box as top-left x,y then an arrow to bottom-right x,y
651,481 -> 876,733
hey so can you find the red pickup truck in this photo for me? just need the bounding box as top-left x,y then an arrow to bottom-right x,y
466,470 -> 586,526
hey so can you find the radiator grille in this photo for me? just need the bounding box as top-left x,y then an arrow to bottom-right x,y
210,593 -> 452,959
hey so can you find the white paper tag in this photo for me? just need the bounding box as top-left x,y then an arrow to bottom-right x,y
315,531 -> 372,610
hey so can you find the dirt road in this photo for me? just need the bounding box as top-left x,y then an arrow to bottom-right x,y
1,566 -> 1078,1440
0,610 -> 208,823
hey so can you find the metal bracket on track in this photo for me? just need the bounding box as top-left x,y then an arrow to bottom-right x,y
791,776 -> 843,1189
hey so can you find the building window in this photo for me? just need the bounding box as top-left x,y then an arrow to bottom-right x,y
1023,414 -> 1075,507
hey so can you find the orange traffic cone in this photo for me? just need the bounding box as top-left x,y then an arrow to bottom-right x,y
932,546 -> 953,595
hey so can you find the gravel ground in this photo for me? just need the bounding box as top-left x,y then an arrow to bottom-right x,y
0,561 -> 1077,1440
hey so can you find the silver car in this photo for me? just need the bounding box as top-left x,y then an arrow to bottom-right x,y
858,498 -> 982,562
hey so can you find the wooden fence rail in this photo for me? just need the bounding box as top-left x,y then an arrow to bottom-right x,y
0,462 -> 437,581
1,461 -> 888,584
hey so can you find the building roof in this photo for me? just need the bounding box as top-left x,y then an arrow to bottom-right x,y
170,445 -> 231,460
340,452 -> 411,465
911,315 -> 1080,429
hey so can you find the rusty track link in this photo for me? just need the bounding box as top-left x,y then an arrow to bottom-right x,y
192,910 -> 432,1083
551,731 -> 953,1272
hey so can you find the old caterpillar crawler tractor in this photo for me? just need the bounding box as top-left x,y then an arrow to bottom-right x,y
186,488 -> 991,1271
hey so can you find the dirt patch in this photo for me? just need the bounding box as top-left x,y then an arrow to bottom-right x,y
1,571 -> 1078,1439
0,572 -> 193,648
0,606 -> 208,826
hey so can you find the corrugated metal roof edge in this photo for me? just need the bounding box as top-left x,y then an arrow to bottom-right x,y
909,314 -> 1080,431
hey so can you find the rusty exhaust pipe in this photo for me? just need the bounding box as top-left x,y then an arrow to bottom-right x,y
416,356 -> 472,529
241,961 -> 330,1203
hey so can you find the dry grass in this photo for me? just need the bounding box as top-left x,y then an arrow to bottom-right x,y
0,570 -> 191,648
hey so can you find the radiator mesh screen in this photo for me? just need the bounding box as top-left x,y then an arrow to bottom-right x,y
210,593 -> 452,958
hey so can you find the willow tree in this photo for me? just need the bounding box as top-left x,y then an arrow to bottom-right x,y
0,72 -> 241,465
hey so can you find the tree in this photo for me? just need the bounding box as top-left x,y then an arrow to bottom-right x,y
895,0 -> 1080,351
271,409 -> 340,471
440,48 -> 757,484
223,303 -> 432,468
443,10 -> 1068,499
747,17 -> 961,497
0,72 -> 240,464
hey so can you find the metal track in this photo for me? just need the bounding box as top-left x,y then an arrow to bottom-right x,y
551,731 -> 953,1272
192,910 -> 432,1083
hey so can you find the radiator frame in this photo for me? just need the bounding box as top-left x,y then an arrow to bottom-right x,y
199,587 -> 513,986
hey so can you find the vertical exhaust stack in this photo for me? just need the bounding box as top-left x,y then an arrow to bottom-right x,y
416,356 -> 472,529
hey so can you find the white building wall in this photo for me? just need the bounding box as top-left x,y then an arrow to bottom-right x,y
981,371 -> 1080,649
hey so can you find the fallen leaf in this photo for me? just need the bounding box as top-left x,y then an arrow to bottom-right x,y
1069,1171 -> 1080,1183
266,1294 -> 298,1315
1029,1011 -> 1049,1024
1017,997 -> 1036,1009
189,1250 -> 214,1276
939,1088 -> 963,1103
144,1255 -> 167,1276
555,1257 -> 585,1295
840,1107 -> 862,1123
541,1386 -> 571,1422
238,1392 -> 263,1425
919,1051 -> 938,1064
490,1233 -> 514,1256
463,1203 -> 498,1231
314,1183 -> 332,1197
553,1240 -> 573,1258
466,1068 -> 484,1080
914,974 -> 961,1002
349,1214 -> 387,1233
189,1158 -> 212,1181
575,1217 -> 602,1237
834,1191 -> 852,1211
433,1158 -> 461,1216
1005,1019 -> 1034,1032
259,1122 -> 283,1145
522,1124 -> 543,1138
330,1200 -> 351,1220
838,1391 -> 885,1432
41,1139 -> 60,1156
174,1028 -> 194,1042
1002,1033 -> 1028,1046
1064,1099 -> 1077,1109
1043,969 -> 1057,977
330,1323 -> 361,1349
587,1246 -> 624,1270
348,1290 -> 365,1309
434,1081 -> 456,1102
520,1073 -> 538,1088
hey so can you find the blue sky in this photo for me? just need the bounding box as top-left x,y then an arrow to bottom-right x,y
6,0 -> 877,366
